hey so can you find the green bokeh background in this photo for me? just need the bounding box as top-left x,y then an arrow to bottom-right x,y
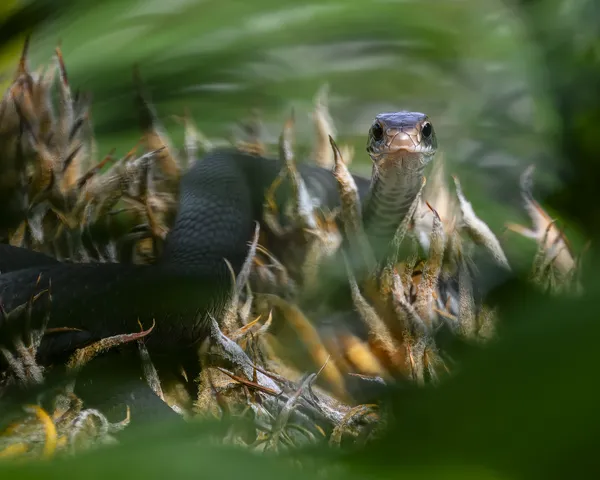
16,0 -> 583,264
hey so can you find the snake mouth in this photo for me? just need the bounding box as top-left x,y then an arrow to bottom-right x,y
380,129 -> 427,153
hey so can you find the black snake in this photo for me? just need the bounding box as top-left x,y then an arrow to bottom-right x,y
0,111 -> 437,370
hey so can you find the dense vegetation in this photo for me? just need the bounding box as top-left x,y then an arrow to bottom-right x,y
0,0 -> 599,478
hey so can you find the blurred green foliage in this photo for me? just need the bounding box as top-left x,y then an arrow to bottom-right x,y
19,0 -> 585,267
0,0 -> 599,478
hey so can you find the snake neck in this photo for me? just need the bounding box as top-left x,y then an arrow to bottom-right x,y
361,152 -> 428,258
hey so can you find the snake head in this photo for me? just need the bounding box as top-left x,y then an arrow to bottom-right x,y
366,111 -> 437,165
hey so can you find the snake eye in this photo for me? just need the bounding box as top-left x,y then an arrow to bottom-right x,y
371,122 -> 384,141
422,122 -> 432,139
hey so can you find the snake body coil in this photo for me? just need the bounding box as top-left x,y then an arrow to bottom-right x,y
0,112 -> 437,365
0,149 -> 370,361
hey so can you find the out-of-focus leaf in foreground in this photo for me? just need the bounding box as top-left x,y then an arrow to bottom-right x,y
346,272 -> 598,479
0,0 -> 75,84
3,276 -> 596,480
